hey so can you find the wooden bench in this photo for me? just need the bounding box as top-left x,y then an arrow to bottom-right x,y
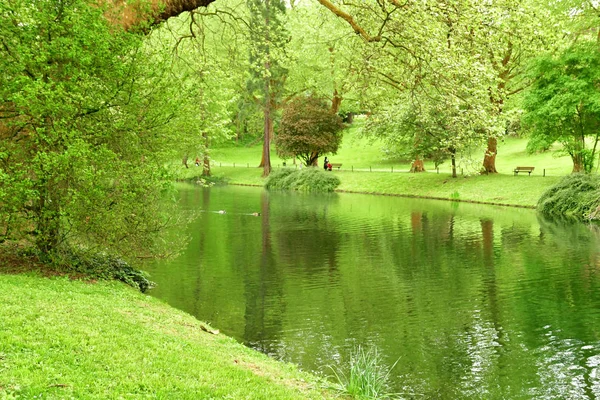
514,166 -> 534,176
329,163 -> 342,170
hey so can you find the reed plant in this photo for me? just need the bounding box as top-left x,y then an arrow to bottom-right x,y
331,345 -> 398,399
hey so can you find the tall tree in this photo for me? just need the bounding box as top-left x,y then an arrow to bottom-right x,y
478,0 -> 562,173
247,0 -> 289,176
523,42 -> 600,173
154,7 -> 243,176
286,3 -> 365,115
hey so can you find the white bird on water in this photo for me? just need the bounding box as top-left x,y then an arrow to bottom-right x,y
217,210 -> 226,214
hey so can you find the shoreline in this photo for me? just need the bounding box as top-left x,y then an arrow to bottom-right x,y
333,189 -> 538,209
200,180 -> 539,210
178,165 -> 556,209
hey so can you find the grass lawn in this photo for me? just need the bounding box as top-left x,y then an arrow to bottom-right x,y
177,119 -> 572,208
0,273 -> 338,399
205,117 -> 574,176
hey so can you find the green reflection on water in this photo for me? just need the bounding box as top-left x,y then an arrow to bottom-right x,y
147,184 -> 600,399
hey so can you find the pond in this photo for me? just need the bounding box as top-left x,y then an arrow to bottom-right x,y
146,184 -> 600,399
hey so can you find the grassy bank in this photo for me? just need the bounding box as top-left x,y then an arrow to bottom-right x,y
0,274 -> 337,399
179,165 -> 561,208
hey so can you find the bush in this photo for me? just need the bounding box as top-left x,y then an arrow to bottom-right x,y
537,174 -> 600,221
53,249 -> 155,293
264,167 -> 340,192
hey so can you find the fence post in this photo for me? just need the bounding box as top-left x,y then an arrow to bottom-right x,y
543,168 -> 546,177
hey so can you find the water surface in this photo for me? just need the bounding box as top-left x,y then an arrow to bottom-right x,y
147,185 -> 600,399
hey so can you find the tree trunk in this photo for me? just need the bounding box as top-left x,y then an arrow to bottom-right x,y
106,0 -> 216,31
410,158 -> 425,173
331,89 -> 342,114
309,151 -> 319,166
35,187 -> 60,256
202,131 -> 211,177
258,0 -> 272,177
482,137 -> 498,174
182,155 -> 189,169
571,134 -> 587,173
450,147 -> 457,178
260,106 -> 272,176
572,154 -> 585,173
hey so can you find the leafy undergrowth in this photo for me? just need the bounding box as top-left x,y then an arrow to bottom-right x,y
538,174 -> 600,221
0,245 -> 153,293
0,274 -> 338,399
265,168 -> 341,192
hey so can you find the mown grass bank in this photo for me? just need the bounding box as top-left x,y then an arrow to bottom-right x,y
0,274 -> 338,399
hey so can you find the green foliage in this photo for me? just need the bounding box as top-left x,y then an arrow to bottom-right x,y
365,91 -> 492,176
0,0 -> 187,259
537,174 -> 600,221
331,345 -> 397,399
276,95 -> 345,166
523,41 -> 600,173
247,0 -> 289,94
155,10 -> 243,156
285,3 -> 364,116
264,167 -> 340,192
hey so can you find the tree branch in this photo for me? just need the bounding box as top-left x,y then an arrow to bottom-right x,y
315,0 -> 382,42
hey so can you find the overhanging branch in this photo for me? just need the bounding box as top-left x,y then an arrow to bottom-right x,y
315,0 -> 382,42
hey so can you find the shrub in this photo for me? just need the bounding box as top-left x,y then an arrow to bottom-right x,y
52,248 -> 155,292
537,174 -> 600,221
264,167 -> 340,192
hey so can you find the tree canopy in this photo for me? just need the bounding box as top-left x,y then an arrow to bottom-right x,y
524,42 -> 600,173
0,0 -> 190,259
276,95 -> 344,166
